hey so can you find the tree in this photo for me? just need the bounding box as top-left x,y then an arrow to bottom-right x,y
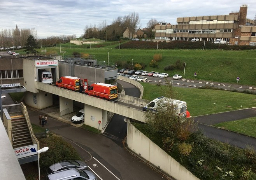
145,83 -> 197,152
24,35 -> 38,54
144,18 -> 159,39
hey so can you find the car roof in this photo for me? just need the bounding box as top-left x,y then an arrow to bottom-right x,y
48,169 -> 80,180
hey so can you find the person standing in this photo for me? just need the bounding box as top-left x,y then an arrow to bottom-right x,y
39,115 -> 42,125
44,115 -> 48,125
41,115 -> 45,127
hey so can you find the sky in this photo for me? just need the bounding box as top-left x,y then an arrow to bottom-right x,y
1,0 -> 256,39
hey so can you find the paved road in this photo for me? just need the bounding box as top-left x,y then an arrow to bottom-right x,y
195,108 -> 256,150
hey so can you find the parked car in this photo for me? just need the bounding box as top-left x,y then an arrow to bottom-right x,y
13,52 -> 19,56
47,168 -> 97,180
71,109 -> 84,124
127,69 -> 135,75
147,72 -> 154,76
141,71 -> 148,76
135,70 -> 143,75
119,69 -> 125,73
48,160 -> 88,173
153,72 -> 160,77
173,74 -> 182,80
137,76 -> 148,82
158,73 -> 169,78
129,75 -> 139,80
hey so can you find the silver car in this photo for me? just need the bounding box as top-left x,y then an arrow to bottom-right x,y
48,168 -> 97,180
48,160 -> 88,173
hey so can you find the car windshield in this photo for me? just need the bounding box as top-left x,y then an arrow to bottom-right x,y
76,112 -> 83,117
110,89 -> 117,94
79,170 -> 90,179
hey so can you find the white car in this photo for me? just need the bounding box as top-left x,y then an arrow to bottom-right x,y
153,72 -> 160,77
135,70 -> 143,75
158,73 -> 168,78
137,76 -> 148,82
173,74 -> 182,80
71,109 -> 84,123
129,75 -> 139,80
141,71 -> 148,76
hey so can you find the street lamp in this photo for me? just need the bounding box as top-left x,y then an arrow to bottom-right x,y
132,59 -> 133,66
38,147 -> 49,180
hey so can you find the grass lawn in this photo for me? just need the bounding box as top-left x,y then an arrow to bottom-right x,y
214,117 -> 256,138
141,82 -> 256,117
40,43 -> 256,86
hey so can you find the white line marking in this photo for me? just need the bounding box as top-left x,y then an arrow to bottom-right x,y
88,166 -> 103,180
93,157 -> 121,180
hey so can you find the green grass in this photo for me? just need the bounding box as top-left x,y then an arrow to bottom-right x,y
214,117 -> 256,138
31,123 -> 46,134
141,82 -> 256,117
8,92 -> 25,102
81,124 -> 101,134
42,43 -> 256,86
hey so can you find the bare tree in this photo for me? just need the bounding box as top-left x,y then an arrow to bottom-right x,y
144,18 -> 159,39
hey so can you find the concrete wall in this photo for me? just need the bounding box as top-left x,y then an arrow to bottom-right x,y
0,119 -> 26,180
58,62 -> 107,84
84,104 -> 107,130
59,97 -> 73,116
23,59 -> 38,93
24,91 -> 53,109
127,121 -> 199,180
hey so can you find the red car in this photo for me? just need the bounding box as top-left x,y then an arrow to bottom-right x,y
147,72 -> 154,76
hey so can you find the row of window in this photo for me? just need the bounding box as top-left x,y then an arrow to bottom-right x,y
157,29 -> 233,34
0,70 -> 23,79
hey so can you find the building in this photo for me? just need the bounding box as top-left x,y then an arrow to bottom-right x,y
155,5 -> 256,45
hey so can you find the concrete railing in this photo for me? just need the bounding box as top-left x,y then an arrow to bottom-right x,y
37,82 -> 146,122
118,93 -> 149,107
127,121 -> 200,180
2,108 -> 12,141
20,102 -> 40,150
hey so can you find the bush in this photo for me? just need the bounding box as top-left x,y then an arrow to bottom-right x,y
72,51 -> 81,57
149,59 -> 158,68
153,54 -> 162,62
39,134 -> 80,171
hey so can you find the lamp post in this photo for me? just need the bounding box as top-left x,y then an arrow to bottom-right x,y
132,59 -> 133,66
38,147 -> 49,180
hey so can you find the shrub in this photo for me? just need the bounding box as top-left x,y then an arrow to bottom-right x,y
39,134 -> 80,171
134,63 -> 142,70
149,59 -> 158,68
72,51 -> 81,57
178,142 -> 192,156
175,60 -> 184,70
153,54 -> 162,62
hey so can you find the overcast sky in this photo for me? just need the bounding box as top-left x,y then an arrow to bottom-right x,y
1,0 -> 255,38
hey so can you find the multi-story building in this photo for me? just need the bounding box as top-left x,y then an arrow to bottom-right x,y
155,5 -> 256,45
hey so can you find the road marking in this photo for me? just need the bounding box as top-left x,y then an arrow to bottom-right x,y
93,157 -> 121,180
88,166 -> 103,180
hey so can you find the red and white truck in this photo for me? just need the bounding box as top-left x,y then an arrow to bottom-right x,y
56,76 -> 118,100
56,76 -> 82,91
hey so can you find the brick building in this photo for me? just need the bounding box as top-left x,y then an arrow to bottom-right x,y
155,5 -> 256,45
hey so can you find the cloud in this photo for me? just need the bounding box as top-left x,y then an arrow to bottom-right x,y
0,0 -> 255,38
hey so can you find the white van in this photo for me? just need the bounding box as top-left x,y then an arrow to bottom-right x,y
71,109 -> 84,124
143,96 -> 190,118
